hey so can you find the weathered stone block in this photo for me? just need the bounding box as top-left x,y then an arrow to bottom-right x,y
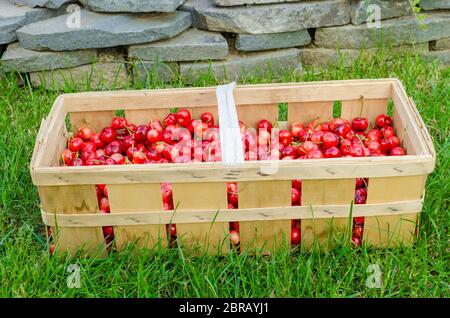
0,0 -> 58,44
183,0 -> 350,34
420,0 -> 450,10
424,49 -> 450,66
301,43 -> 429,67
1,42 -> 97,72
180,48 -> 301,81
17,9 -> 192,51
214,0 -> 301,5
315,12 -> 450,49
9,0 -> 72,9
79,0 -> 187,13
433,37 -> 450,50
236,29 -> 311,52
351,0 -> 412,25
128,28 -> 228,62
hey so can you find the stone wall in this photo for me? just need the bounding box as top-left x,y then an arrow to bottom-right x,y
1,0 -> 449,89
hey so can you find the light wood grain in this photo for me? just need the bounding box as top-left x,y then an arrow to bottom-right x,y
364,175 -> 426,247
69,111 -> 115,134
173,182 -> 229,254
341,98 -> 388,124
108,184 -> 167,250
39,185 -> 106,257
238,181 -> 291,253
41,200 -> 424,227
237,104 -> 279,129
301,179 -> 355,250
288,101 -> 333,125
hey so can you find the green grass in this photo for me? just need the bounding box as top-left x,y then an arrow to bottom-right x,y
0,51 -> 449,298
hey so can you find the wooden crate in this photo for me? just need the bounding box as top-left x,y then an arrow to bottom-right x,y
30,79 -> 436,256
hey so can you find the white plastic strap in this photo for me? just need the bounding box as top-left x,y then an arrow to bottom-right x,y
216,82 -> 245,166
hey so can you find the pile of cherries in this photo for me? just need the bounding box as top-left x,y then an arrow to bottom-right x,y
54,109 -> 405,252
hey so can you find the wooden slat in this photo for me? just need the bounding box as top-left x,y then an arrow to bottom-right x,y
41,200 -> 424,227
236,104 -> 279,128
108,184 -> 167,250
341,98 -> 388,125
38,185 -> 105,256
301,179 -> 355,250
172,182 -> 229,254
31,155 -> 436,186
239,180 -> 291,253
288,101 -> 334,125
69,111 -> 115,134
125,109 -> 169,126
62,79 -> 394,112
364,175 -> 426,247
50,123 -> 68,167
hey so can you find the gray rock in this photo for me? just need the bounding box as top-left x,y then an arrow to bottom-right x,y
185,0 -> 350,34
179,0 -> 195,12
16,9 -> 192,51
29,50 -> 129,89
301,43 -> 429,67
1,42 -> 97,72
433,37 -> 450,50
79,0 -> 187,13
420,0 -> 450,10
236,29 -> 311,52
315,12 -> 450,49
351,0 -> 413,25
0,0 -> 58,44
213,0 -> 301,5
180,48 -> 301,81
128,28 -> 228,62
132,60 -> 179,83
9,0 -> 73,9
423,49 -> 450,66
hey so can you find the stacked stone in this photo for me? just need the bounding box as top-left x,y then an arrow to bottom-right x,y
1,0 -> 449,90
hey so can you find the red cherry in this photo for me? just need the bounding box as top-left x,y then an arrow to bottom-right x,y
230,230 -> 240,246
102,226 -> 114,238
366,129 -> 382,142
381,126 -> 395,139
367,141 -> 382,155
380,138 -> 391,153
77,127 -> 93,141
297,141 -> 317,155
350,145 -> 365,157
354,217 -> 365,225
291,122 -> 304,139
355,188 -> 367,204
355,178 -> 364,189
112,117 -> 128,130
353,225 -> 364,238
100,197 -> 110,213
176,108 -> 192,127
352,236 -> 362,246
149,119 -> 164,132
49,244 -> 55,254
292,179 -> 302,191
351,117 -> 369,132
340,139 -> 352,156
306,149 -> 324,159
170,224 -> 177,237
62,149 -> 75,165
257,119 -> 273,133
111,153 -> 126,165
387,136 -> 400,149
333,124 -> 351,138
91,133 -> 104,148
375,114 -> 392,128
200,112 -> 215,127
291,227 -> 301,245
68,137 -> 84,152
147,129 -> 162,143
329,118 -> 350,131
133,125 -> 149,142
100,127 -> 117,144
71,158 -> 84,166
291,188 -> 300,204
82,141 -> 97,153
324,146 -> 341,158
390,146 -> 406,156
322,132 -> 339,149
310,131 -> 324,144
279,130 -> 293,146
105,140 -> 122,157
132,151 -> 147,164
230,222 -> 239,231
164,113 -> 177,126
281,145 -> 297,159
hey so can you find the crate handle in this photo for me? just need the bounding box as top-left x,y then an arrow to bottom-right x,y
216,82 -> 245,166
